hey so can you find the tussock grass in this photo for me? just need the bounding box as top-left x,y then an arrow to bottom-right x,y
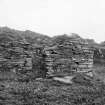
0,78 -> 105,105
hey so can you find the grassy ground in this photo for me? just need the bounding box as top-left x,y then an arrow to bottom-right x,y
0,77 -> 105,105
0,64 -> 105,105
93,64 -> 105,83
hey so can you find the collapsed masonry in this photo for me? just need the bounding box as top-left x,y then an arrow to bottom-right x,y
0,36 -> 94,79
44,38 -> 94,76
0,40 -> 47,79
0,41 -> 33,73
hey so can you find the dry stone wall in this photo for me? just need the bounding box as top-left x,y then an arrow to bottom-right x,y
0,39 -> 47,80
0,41 -> 33,74
44,38 -> 94,76
0,28 -> 96,80
0,33 -> 94,79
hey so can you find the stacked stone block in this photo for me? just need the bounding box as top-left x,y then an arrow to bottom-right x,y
0,41 -> 33,73
44,38 -> 94,76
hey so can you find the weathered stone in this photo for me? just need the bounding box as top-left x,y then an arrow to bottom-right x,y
87,64 -> 93,68
44,39 -> 94,76
78,64 -> 88,68
86,71 -> 93,77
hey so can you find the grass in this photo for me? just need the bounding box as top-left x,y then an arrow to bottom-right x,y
0,76 -> 105,105
0,64 -> 105,105
93,64 -> 105,83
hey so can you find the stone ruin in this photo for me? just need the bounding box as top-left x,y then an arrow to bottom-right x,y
0,40 -> 33,74
44,37 -> 94,77
0,35 -> 94,79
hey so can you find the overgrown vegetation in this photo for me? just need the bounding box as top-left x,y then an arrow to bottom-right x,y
0,78 -> 105,105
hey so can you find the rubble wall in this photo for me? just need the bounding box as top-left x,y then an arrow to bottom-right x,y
0,36 -> 94,79
0,40 -> 48,80
44,39 -> 94,76
0,41 -> 33,73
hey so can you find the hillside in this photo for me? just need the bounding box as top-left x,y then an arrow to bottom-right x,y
0,27 -> 105,105
0,27 -> 104,65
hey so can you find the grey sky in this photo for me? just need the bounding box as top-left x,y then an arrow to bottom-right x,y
0,0 -> 105,43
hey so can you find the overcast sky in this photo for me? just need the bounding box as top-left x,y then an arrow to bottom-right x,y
0,0 -> 105,43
